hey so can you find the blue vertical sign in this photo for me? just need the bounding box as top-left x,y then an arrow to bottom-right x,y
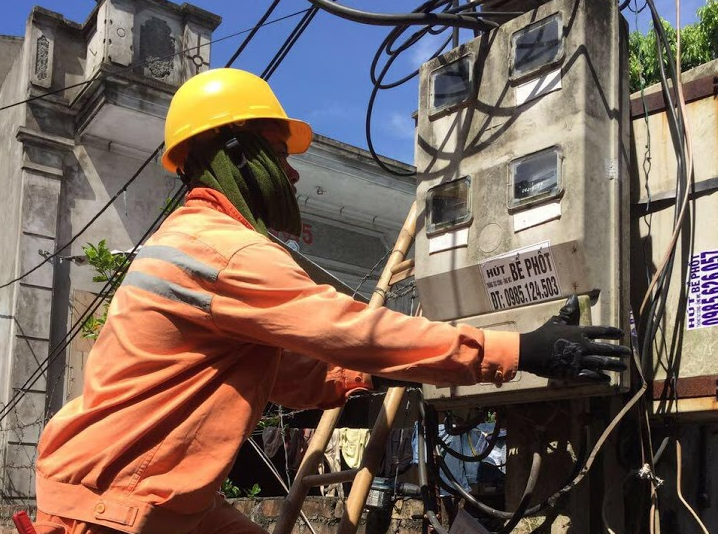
687,249 -> 718,330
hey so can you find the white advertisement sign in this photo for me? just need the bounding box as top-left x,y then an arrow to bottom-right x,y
687,249 -> 718,330
480,241 -> 561,311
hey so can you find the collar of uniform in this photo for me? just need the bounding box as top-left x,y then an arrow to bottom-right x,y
184,187 -> 256,232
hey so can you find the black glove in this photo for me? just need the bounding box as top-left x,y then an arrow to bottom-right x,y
518,295 -> 631,382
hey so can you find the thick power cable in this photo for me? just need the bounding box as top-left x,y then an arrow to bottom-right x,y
312,0 -> 520,176
434,418 -> 501,463
225,0 -> 283,67
307,0 -> 497,31
0,5 -> 309,290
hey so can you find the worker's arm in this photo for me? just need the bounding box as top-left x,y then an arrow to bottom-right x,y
211,239 -> 519,387
268,351 -> 372,409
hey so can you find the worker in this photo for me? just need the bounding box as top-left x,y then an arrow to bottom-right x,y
33,69 -> 630,534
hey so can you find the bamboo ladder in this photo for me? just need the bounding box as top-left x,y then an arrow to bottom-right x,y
274,202 -> 419,534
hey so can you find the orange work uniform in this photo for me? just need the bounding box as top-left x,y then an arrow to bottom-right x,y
35,188 -> 519,534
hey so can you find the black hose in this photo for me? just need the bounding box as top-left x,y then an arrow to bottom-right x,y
418,415 -> 450,534
497,452 -> 542,534
307,0 -> 497,31
434,416 -> 502,462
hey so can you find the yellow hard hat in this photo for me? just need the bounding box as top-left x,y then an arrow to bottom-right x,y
162,68 -> 313,173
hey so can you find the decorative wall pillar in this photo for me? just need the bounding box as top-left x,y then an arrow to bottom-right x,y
0,127 -> 72,501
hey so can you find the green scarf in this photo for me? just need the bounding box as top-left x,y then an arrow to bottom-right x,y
188,131 -> 301,237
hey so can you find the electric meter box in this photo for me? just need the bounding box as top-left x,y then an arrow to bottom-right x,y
414,0 -> 631,407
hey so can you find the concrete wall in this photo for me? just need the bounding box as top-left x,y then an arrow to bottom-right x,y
0,0 -> 220,502
0,31 -> 32,505
0,37 -> 23,88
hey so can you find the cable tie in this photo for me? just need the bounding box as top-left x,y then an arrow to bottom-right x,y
637,463 -> 664,487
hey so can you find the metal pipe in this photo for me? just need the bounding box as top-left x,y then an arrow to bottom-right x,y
303,469 -> 359,487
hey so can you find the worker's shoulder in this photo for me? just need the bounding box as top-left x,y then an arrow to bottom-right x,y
148,205 -> 270,265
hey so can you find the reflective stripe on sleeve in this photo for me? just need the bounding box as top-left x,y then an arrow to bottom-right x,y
122,271 -> 213,312
134,245 -> 220,283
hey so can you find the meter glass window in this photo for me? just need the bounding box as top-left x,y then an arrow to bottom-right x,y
427,177 -> 472,234
512,14 -> 562,78
510,148 -> 561,208
431,57 -> 472,113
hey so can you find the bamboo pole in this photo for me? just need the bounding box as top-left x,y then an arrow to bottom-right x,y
338,203 -> 419,534
274,202 -> 418,534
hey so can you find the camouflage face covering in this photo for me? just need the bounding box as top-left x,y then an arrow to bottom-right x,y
187,130 -> 302,237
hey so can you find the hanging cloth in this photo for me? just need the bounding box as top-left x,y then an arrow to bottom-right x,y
339,428 -> 371,469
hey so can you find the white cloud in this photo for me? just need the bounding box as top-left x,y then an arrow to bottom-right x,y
410,33 -> 450,67
305,103 -> 358,122
385,112 -> 415,140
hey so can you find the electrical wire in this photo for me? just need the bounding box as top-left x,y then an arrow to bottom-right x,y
225,0 -> 283,67
0,184 -> 187,424
0,5 -> 313,290
496,451 -> 541,534
246,437 -> 319,534
311,1 -> 521,177
417,409 -> 450,534
0,144 -> 163,290
262,6 -> 319,80
638,0 -> 691,332
434,418 -> 501,463
629,12 -> 696,532
352,248 -> 391,297
675,438 -> 710,534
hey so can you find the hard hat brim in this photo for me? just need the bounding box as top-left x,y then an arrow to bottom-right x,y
285,118 -> 313,155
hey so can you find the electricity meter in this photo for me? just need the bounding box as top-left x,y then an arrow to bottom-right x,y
414,0 -> 630,406
509,147 -> 562,209
430,55 -> 473,115
427,177 -> 472,235
510,13 -> 563,80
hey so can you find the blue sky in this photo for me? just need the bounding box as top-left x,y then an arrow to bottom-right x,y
0,1 -> 707,164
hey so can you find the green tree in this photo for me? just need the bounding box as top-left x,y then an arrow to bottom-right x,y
629,0 -> 718,92
80,240 -> 128,339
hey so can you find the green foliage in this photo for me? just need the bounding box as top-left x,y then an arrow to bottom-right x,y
80,240 -> 128,339
244,483 -> 262,498
629,0 -> 718,93
82,240 -> 128,286
220,478 -> 261,499
257,415 -> 280,429
221,478 -> 243,498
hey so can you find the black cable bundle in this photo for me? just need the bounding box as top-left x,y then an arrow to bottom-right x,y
308,1 -> 523,177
